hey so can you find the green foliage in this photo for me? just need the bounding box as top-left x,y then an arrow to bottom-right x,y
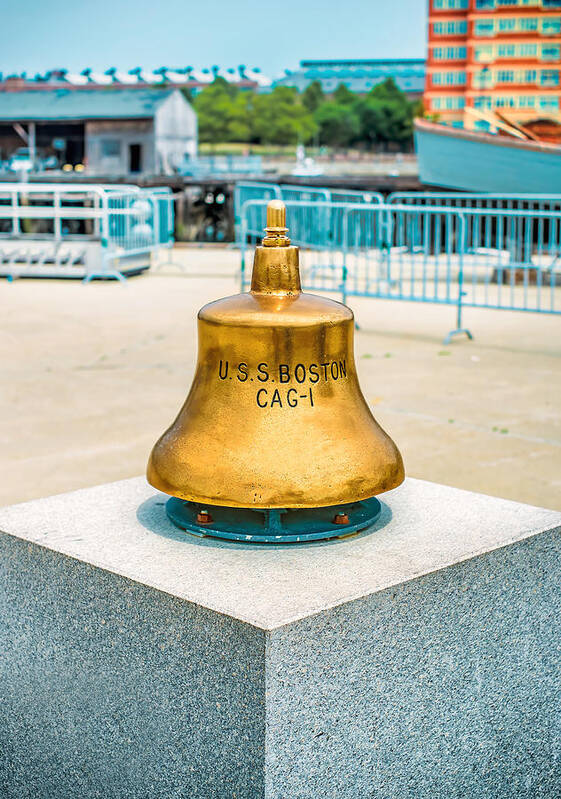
302,80 -> 325,112
355,78 -> 416,147
314,102 -> 360,147
333,83 -> 355,106
192,75 -> 416,148
368,77 -> 404,102
251,86 -> 317,145
193,79 -> 237,143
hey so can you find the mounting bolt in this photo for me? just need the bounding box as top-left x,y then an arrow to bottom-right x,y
333,511 -> 350,525
196,509 -> 213,525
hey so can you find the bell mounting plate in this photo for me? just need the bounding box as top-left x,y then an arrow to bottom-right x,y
165,496 -> 382,543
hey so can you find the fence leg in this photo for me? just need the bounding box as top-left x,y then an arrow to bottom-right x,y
240,242 -> 246,293
82,251 -> 127,284
444,213 -> 473,345
444,296 -> 473,345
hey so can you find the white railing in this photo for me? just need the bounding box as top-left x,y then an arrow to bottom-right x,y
0,183 -> 174,280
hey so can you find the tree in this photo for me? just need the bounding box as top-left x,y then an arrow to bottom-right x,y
357,97 -> 414,148
251,87 -> 317,145
333,83 -> 355,106
193,78 -> 238,144
192,74 -> 414,149
314,102 -> 360,147
368,77 -> 405,102
356,78 -> 416,149
302,80 -> 325,112
226,92 -> 252,142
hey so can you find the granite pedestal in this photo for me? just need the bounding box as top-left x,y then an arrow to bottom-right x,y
0,477 -> 560,798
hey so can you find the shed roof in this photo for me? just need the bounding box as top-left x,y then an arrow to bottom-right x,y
0,88 -> 179,121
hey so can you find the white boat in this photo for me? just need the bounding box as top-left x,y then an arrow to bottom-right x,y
415,117 -> 561,193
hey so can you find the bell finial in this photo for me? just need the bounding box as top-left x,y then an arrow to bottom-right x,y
263,200 -> 291,247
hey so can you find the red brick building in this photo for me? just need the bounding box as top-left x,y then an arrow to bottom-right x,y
425,0 -> 561,130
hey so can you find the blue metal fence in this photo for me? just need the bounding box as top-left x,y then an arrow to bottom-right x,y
240,198 -> 561,342
387,192 -> 561,213
234,181 -> 382,247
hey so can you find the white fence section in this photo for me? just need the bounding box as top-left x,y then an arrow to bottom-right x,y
0,183 -> 174,281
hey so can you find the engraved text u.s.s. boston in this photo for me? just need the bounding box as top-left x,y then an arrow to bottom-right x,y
217,359 -> 348,409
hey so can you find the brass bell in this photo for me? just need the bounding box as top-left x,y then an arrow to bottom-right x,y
147,200 -> 404,542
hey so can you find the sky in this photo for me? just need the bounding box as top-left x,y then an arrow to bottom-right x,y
0,0 -> 427,80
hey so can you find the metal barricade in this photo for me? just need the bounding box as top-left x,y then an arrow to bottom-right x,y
0,183 -> 174,281
388,192 -> 561,213
234,181 -> 384,247
240,199 -> 561,342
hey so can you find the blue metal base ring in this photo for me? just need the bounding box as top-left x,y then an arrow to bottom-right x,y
165,496 -> 382,544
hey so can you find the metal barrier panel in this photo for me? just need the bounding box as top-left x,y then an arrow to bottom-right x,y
0,183 -> 174,280
240,199 -> 385,256
240,199 -> 561,340
388,191 -> 561,212
234,182 -> 383,246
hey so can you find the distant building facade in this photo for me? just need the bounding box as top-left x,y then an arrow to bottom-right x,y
0,88 -> 197,175
274,59 -> 426,99
425,0 -> 561,129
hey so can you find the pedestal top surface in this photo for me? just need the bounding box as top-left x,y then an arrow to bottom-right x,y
0,477 -> 559,629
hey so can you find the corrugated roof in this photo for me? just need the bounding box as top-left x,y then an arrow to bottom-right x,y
0,88 -> 178,121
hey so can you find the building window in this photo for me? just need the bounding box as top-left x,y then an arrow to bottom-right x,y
432,71 -> 466,85
519,17 -> 538,30
430,96 -> 465,110
542,17 -> 561,34
519,43 -> 538,57
450,71 -> 466,84
101,139 -> 121,158
498,17 -> 517,31
523,69 -> 537,82
541,69 -> 560,85
474,95 -> 493,108
473,69 -> 494,87
540,95 -> 560,110
498,44 -> 516,57
433,0 -> 468,8
542,44 -> 561,60
475,20 -> 495,35
497,70 -> 514,82
495,96 -> 516,108
434,20 -> 468,34
474,45 -> 494,61
476,0 -> 494,8
432,46 -> 467,60
543,0 -> 561,7
518,96 -> 536,108
445,96 -> 465,109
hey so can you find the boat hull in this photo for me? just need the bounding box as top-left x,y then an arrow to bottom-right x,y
415,120 -> 561,193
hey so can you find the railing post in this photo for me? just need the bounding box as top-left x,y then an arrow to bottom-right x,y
240,212 -> 248,292
12,190 -> 19,236
54,190 -> 62,242
444,212 -> 473,345
341,208 -> 349,307
382,204 -> 393,288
